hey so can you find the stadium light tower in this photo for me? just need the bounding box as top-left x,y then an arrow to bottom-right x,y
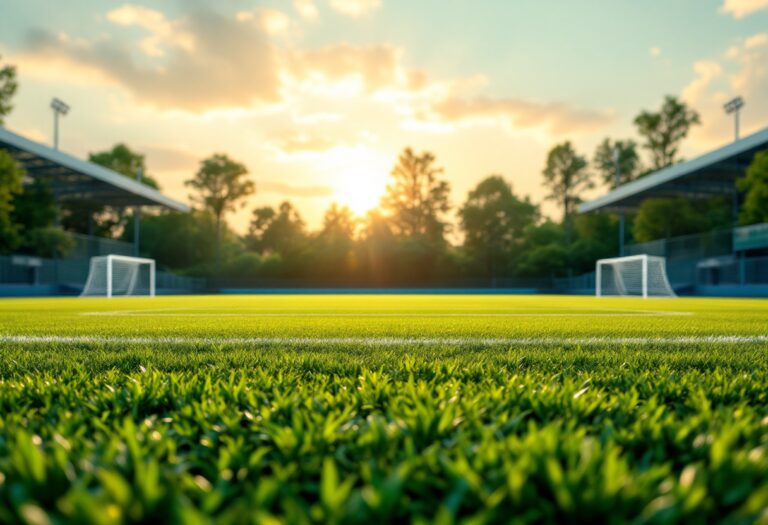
50,97 -> 70,150
723,96 -> 744,142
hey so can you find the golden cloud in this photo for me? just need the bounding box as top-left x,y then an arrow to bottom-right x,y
720,0 -> 768,18
328,0 -> 382,17
424,96 -> 613,135
23,7 -> 281,112
683,33 -> 768,146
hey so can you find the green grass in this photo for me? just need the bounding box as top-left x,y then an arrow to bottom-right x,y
0,295 -> 767,524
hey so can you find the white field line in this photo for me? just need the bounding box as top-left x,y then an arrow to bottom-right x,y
1,335 -> 766,347
79,309 -> 694,318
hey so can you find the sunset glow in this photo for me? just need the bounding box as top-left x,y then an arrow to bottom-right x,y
1,1 -> 766,230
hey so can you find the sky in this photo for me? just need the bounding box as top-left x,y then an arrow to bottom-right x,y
1,0 -> 767,232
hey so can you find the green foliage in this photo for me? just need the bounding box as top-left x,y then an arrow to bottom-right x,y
0,54 -> 18,125
89,143 -> 159,188
186,154 -> 254,273
61,144 -> 157,239
592,138 -> 642,188
633,197 -> 731,243
246,201 -> 307,257
634,96 -> 701,171
11,178 -> 58,230
382,148 -> 451,244
0,148 -> 24,253
542,142 -> 592,225
22,226 -> 74,258
186,154 -> 254,224
121,210 -> 222,272
0,293 -> 767,523
737,150 -> 768,226
460,176 -> 539,278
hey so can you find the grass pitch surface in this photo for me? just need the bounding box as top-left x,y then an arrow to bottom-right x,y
0,295 -> 767,523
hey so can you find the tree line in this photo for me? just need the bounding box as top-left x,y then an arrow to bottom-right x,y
1,55 -> 767,286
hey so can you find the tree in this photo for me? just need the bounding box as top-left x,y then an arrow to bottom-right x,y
120,210 -> 220,272
542,141 -> 592,229
459,175 -> 538,279
0,150 -> 24,253
593,139 -> 641,188
185,154 -> 254,272
0,55 -> 18,125
737,150 -> 768,225
515,221 -> 568,278
11,177 -> 72,258
89,143 -> 158,188
634,95 -> 700,171
632,196 -> 730,243
313,203 -> 358,281
246,202 -> 306,258
381,148 -> 451,243
62,144 -> 159,238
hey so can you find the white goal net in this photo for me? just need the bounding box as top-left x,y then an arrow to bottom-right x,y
596,254 -> 676,298
80,255 -> 155,298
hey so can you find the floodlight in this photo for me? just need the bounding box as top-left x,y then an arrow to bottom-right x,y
723,96 -> 744,114
50,97 -> 70,115
723,96 -> 744,141
50,97 -> 71,149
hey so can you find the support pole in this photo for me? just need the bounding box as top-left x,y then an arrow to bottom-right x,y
614,146 -> 625,257
53,111 -> 59,150
106,255 -> 113,298
134,166 -> 142,257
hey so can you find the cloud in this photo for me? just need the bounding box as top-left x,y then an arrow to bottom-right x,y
682,33 -> 768,146
286,43 -> 403,93
17,3 -> 609,140
328,0 -> 382,17
142,145 -> 198,171
107,4 -> 193,57
720,0 -> 768,18
258,180 -> 333,197
22,6 -> 280,112
294,0 -> 319,19
276,133 -> 337,154
237,8 -> 291,36
423,95 -> 613,135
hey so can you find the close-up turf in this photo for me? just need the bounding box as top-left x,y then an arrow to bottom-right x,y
0,295 -> 767,524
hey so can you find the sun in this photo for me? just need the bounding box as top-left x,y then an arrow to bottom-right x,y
330,148 -> 391,216
335,171 -> 388,215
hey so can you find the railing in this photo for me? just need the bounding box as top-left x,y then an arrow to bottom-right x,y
0,255 -> 206,294
697,256 -> 768,286
69,233 -> 134,259
626,228 -> 734,260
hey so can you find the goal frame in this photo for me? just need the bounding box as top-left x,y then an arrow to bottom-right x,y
596,254 -> 674,298
81,254 -> 156,298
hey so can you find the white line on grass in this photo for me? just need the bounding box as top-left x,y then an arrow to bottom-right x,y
79,310 -> 693,318
1,335 -> 765,346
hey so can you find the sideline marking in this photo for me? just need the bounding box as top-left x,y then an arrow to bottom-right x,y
1,334 -> 765,346
79,308 -> 693,318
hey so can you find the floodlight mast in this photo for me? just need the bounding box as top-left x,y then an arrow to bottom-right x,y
723,96 -> 744,142
50,97 -> 70,150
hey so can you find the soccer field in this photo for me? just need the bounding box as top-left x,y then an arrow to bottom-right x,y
1,295 -> 767,523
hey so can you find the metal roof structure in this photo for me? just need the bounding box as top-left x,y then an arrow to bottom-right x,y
579,125 -> 768,213
0,126 -> 189,212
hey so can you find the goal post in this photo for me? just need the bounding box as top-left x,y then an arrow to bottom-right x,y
80,255 -> 156,298
596,254 -> 676,298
